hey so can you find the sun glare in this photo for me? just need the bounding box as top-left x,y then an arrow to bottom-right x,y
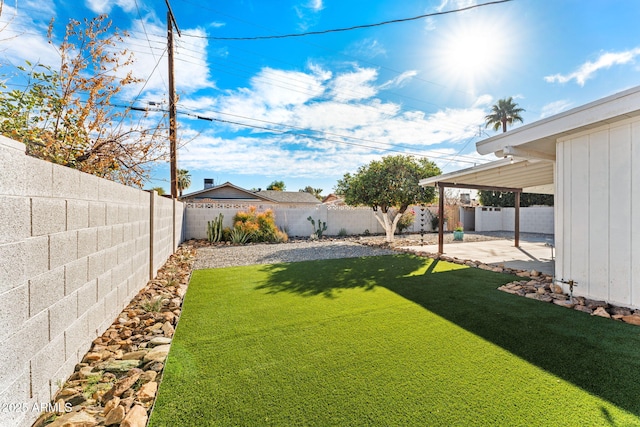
435,18 -> 512,91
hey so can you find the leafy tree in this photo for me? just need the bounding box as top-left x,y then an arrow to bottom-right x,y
485,97 -> 525,133
267,180 -> 286,191
478,191 -> 554,207
150,186 -> 166,196
177,169 -> 191,197
0,15 -> 166,187
335,155 -> 440,242
299,186 -> 323,200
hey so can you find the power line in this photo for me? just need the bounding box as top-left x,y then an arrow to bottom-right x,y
176,104 -> 485,164
112,103 -> 487,165
181,0 -> 513,41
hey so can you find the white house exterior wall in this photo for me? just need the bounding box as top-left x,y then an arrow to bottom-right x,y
555,117 -> 640,308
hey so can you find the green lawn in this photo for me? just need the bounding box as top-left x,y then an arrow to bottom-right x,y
149,255 -> 640,426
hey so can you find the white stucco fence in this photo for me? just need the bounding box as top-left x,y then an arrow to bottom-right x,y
0,136 -> 184,427
474,206 -> 554,234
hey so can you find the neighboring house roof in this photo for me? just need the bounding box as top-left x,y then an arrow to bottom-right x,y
255,190 -> 320,204
181,182 -> 320,204
181,181 -> 278,203
322,193 -> 346,205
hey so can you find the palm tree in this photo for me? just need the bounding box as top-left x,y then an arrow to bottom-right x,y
484,97 -> 525,133
177,169 -> 191,197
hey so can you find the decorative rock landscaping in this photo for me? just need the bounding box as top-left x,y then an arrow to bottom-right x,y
376,241 -> 640,328
33,245 -> 196,427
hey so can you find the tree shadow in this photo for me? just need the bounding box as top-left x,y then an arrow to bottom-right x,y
256,254 -> 640,417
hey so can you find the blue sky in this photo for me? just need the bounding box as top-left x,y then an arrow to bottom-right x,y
2,0 -> 640,196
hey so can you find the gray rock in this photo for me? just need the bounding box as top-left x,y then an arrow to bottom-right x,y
143,344 -> 171,363
149,336 -> 172,346
96,359 -> 141,373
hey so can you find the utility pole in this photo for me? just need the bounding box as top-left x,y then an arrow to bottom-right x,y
166,0 -> 180,199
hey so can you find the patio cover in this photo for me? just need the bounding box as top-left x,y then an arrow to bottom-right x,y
419,157 -> 554,195
419,157 -> 555,253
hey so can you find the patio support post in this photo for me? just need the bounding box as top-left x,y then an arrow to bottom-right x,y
515,191 -> 520,247
438,184 -> 444,254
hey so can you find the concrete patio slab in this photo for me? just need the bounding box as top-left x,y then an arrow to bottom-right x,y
400,239 -> 555,276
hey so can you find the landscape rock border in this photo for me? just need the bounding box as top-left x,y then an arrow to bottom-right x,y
369,241 -> 640,327
33,244 -> 196,427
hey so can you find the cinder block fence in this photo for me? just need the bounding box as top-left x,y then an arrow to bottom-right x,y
0,136 -> 183,427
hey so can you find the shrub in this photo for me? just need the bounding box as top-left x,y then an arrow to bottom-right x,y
396,209 -> 416,234
233,206 -> 287,243
338,228 -> 348,237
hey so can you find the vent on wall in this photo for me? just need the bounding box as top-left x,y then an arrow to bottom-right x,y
204,178 -> 214,189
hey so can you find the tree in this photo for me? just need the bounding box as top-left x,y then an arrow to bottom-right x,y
0,15 -> 167,187
484,97 -> 525,133
267,180 -> 286,191
299,186 -> 323,200
177,169 -> 191,197
150,186 -> 166,196
478,191 -> 554,207
335,155 -> 440,242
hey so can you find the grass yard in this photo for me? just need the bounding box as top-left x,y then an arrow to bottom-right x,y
149,255 -> 640,426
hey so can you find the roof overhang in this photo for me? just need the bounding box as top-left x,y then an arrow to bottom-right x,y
419,158 -> 554,194
477,85 -> 640,158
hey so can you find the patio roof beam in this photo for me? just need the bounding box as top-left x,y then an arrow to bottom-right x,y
435,181 -> 523,193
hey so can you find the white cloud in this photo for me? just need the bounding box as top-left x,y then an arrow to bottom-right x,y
540,100 -> 573,118
329,67 -> 378,101
294,0 -> 324,31
545,48 -> 640,86
0,1 -> 59,67
379,70 -> 418,90
347,38 -> 387,59
85,0 -> 136,14
176,64 -> 490,179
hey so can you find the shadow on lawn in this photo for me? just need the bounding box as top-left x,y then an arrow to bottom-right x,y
258,254 -> 640,419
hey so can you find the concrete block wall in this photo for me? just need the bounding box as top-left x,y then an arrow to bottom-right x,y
183,203 -> 439,240
0,136 -> 183,427
475,206 -> 554,234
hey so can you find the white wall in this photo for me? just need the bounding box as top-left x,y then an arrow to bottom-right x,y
0,136 -> 184,427
184,203 -> 439,239
474,206 -> 554,234
556,117 -> 640,308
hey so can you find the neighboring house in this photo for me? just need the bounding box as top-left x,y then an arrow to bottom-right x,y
181,180 -> 320,207
421,85 -> 640,309
322,193 -> 346,205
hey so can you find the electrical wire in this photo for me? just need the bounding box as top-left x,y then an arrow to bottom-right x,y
180,0 -> 513,41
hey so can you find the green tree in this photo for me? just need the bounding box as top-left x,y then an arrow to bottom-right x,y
299,186 -> 323,200
0,16 -> 167,187
478,191 -> 554,207
150,187 -> 166,195
484,97 -> 525,133
177,169 -> 191,197
267,180 -> 286,191
335,155 -> 440,242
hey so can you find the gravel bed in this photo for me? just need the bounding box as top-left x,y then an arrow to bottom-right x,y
193,240 -> 396,269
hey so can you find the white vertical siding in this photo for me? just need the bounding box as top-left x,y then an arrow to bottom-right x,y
632,122 -> 640,307
557,117 -> 640,307
608,125 -> 632,303
570,135 -> 589,284
588,130 -> 609,300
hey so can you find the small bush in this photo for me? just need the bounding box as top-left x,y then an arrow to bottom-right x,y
396,209 -> 416,234
233,206 -> 287,243
338,228 -> 348,237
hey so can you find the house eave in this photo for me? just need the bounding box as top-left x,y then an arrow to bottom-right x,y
477,85 -> 640,156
